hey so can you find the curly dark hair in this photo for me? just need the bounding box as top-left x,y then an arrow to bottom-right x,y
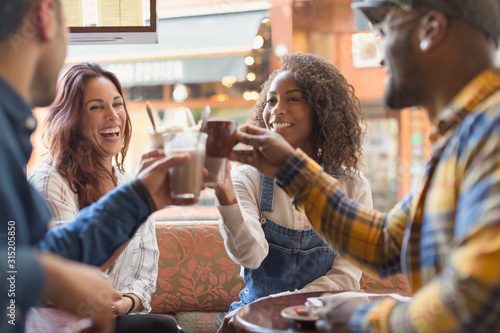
250,53 -> 366,179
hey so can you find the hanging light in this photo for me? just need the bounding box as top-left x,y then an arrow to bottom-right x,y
245,56 -> 255,66
222,76 -> 237,87
172,83 -> 188,102
253,35 -> 264,49
243,91 -> 259,101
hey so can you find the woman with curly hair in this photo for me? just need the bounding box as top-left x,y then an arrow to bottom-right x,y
29,62 -> 183,333
214,53 -> 373,311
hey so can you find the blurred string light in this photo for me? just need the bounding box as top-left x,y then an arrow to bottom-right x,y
243,91 -> 259,101
172,83 -> 188,102
253,35 -> 264,49
222,76 -> 237,87
247,72 -> 256,81
210,94 -> 229,102
274,44 -> 288,57
244,56 -> 255,66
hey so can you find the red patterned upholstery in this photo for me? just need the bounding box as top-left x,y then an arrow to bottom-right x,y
151,222 -> 244,314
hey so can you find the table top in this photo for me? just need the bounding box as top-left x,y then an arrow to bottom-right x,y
233,291 -> 325,333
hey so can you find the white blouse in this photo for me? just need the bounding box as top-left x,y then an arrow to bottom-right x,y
217,164 -> 373,292
29,163 -> 159,312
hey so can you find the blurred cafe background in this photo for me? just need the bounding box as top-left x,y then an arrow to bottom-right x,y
29,0 -> 438,218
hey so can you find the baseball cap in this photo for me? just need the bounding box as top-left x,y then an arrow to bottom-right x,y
351,0 -> 500,39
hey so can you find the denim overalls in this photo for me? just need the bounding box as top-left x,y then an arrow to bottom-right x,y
229,175 -> 335,311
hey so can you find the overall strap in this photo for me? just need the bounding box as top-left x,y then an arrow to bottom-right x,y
259,174 -> 275,212
259,167 -> 337,215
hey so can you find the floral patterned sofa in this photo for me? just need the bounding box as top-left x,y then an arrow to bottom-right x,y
150,218 -> 408,333
150,220 -> 243,333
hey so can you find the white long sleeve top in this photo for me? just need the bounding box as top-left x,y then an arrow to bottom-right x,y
217,164 -> 373,292
29,163 -> 159,312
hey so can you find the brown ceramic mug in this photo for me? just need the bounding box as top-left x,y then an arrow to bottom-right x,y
203,120 -> 238,186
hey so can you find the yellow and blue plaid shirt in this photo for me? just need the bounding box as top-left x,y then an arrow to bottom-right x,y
276,69 -> 500,332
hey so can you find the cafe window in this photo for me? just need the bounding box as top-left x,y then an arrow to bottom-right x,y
64,0 -> 158,44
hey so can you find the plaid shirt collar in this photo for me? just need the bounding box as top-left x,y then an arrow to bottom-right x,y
430,69 -> 500,144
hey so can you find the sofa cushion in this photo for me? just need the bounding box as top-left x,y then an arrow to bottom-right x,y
151,222 -> 244,313
175,311 -> 227,333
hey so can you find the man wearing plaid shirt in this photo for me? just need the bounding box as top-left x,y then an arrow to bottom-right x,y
231,0 -> 500,332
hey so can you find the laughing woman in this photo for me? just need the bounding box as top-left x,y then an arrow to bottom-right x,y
215,53 -> 373,312
29,62 -> 182,333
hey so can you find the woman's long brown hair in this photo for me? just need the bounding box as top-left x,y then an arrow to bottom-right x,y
43,62 -> 132,209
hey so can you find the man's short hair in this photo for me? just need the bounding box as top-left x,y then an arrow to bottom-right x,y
0,0 -> 36,42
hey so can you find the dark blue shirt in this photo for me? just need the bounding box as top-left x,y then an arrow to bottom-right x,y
0,77 -> 151,332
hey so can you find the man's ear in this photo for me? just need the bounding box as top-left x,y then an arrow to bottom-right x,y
34,0 -> 59,42
417,11 -> 447,52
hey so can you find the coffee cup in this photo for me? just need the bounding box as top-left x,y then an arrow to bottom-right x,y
147,125 -> 184,150
202,120 -> 237,186
163,130 -> 207,199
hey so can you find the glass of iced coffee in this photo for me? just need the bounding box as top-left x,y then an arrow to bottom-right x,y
147,125 -> 184,150
163,130 -> 208,199
203,120 -> 237,186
